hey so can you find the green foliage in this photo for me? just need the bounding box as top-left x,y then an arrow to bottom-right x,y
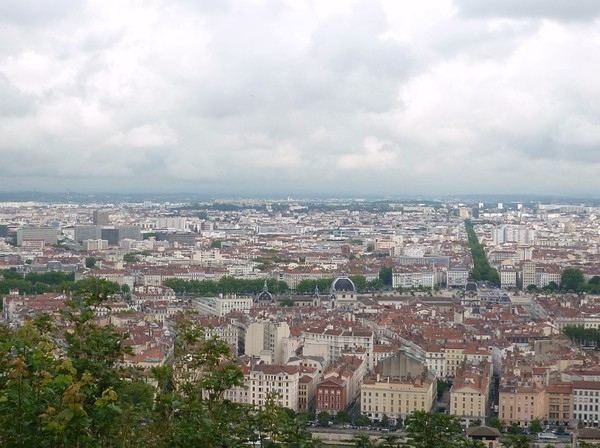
379,267 -> 393,286
210,239 -> 222,248
0,270 -> 76,295
351,433 -> 376,448
123,253 -> 139,263
507,423 -> 523,434
355,414 -> 371,427
296,278 -> 335,294
464,220 -> 499,286
0,280 -> 316,448
436,380 -> 450,400
560,268 -> 585,292
563,325 -> 600,349
280,297 -> 295,307
500,434 -> 531,448
378,434 -> 402,448
163,276 -> 289,296
85,257 -> 97,268
334,410 -> 352,425
528,418 -> 542,434
542,281 -> 559,292
317,411 -> 331,426
0,279 -> 139,448
405,410 -> 477,448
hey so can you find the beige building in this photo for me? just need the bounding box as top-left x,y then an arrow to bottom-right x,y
361,374 -> 437,425
360,351 -> 437,424
450,364 -> 491,424
444,342 -> 467,379
245,321 -> 290,364
302,325 -> 373,368
249,364 -> 301,411
498,384 -> 545,426
194,294 -> 253,317
545,383 -> 572,427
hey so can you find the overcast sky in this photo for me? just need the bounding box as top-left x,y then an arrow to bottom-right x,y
1,0 -> 600,198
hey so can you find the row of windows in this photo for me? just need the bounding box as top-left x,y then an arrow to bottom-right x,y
576,390 -> 600,396
576,404 -> 599,412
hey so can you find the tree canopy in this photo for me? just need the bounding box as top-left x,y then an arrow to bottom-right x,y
464,220 -> 499,286
0,278 -> 319,448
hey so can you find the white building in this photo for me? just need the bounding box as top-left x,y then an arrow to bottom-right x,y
245,321 -> 291,365
194,295 -> 253,317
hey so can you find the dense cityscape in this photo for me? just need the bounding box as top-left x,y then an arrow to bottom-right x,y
2,198 -> 600,447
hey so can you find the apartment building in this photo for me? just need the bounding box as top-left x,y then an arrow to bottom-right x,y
194,295 -> 253,317
446,268 -> 470,287
245,321 -> 291,365
498,384 -> 545,426
249,364 -> 300,411
450,364 -> 491,425
361,374 -> 436,424
302,325 -> 373,367
361,351 -> 437,424
572,381 -> 600,425
545,383 -> 572,427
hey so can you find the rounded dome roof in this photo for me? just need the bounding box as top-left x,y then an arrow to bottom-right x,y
256,290 -> 274,302
331,276 -> 355,292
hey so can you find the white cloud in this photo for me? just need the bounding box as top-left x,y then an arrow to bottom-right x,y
1,0 -> 600,196
106,123 -> 178,148
337,137 -> 398,171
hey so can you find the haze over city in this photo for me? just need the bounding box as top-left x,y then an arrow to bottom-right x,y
1,0 -> 600,196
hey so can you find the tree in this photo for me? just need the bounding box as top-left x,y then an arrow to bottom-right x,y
507,423 -> 523,435
500,434 -> 531,448
379,267 -> 393,287
0,280 -> 143,448
123,253 -> 139,263
541,281 -> 559,293
378,434 -> 402,448
317,411 -> 331,427
380,414 -> 390,427
280,297 -> 295,307
560,268 -> 584,291
405,410 -> 463,448
589,276 -> 600,286
528,418 -> 542,435
85,257 -> 97,268
436,380 -> 450,400
334,410 -> 352,425
526,284 -> 537,292
351,433 -> 376,448
0,285 -> 314,448
355,414 -> 371,427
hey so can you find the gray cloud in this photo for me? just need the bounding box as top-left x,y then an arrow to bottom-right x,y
0,0 -> 599,197
455,0 -> 600,21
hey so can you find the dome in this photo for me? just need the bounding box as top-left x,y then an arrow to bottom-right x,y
255,280 -> 274,303
256,290 -> 274,302
465,281 -> 478,292
331,276 -> 355,293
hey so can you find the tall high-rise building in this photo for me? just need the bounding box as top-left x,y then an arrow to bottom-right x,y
92,210 -> 110,226
101,228 -> 119,245
74,225 -> 101,243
